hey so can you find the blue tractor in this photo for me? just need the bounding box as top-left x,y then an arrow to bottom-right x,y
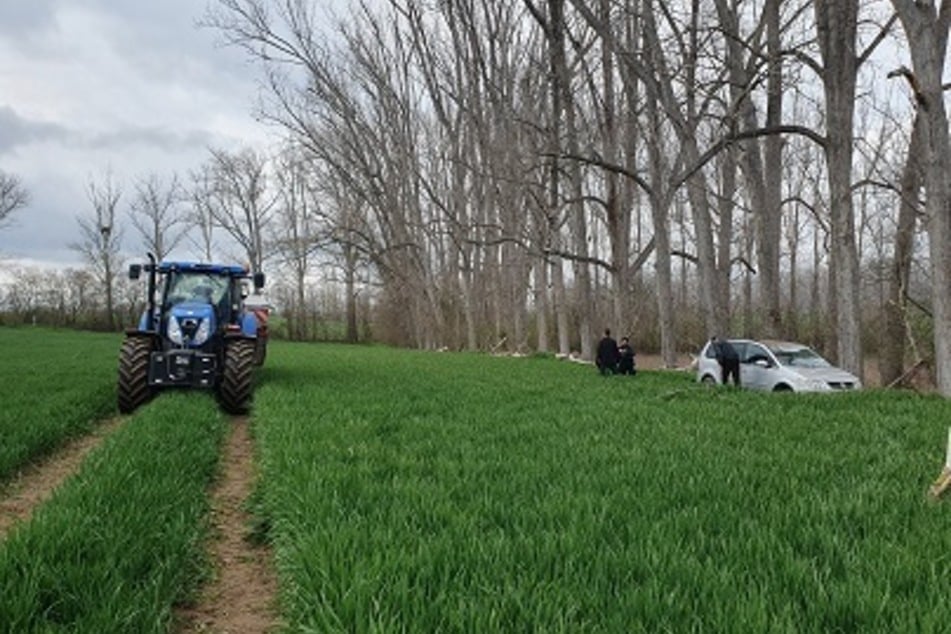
118,255 -> 268,415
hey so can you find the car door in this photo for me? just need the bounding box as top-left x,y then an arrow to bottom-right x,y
740,342 -> 772,390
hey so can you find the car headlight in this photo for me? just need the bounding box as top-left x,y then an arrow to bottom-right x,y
193,318 -> 211,345
167,315 -> 183,345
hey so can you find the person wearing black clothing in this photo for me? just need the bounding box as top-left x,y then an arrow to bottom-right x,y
596,329 -> 620,375
617,337 -> 636,375
712,336 -> 740,386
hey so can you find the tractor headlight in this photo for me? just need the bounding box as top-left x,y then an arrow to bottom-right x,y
193,318 -> 211,345
167,315 -> 183,345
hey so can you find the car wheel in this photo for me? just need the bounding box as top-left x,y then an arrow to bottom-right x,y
773,384 -> 793,392
701,375 -> 717,386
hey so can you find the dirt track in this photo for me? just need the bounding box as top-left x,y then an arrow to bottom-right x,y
176,417 -> 280,634
0,417 -> 124,539
0,414 -> 280,633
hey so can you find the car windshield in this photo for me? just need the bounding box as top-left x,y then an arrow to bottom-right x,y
165,272 -> 228,307
768,345 -> 831,368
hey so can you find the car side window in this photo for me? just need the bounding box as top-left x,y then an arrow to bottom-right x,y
705,344 -> 717,359
744,344 -> 770,364
731,342 -> 747,361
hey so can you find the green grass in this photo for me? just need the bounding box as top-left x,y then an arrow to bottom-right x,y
2,329 -> 950,631
253,342 -> 951,632
0,327 -> 118,480
0,392 -> 227,633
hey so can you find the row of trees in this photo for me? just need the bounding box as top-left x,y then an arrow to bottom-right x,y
195,0 -> 950,394
3,1 -> 950,396
7,146 -> 365,342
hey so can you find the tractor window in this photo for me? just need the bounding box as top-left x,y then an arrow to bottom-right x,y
166,273 -> 229,307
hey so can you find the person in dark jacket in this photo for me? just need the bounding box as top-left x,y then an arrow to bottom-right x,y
596,329 -> 620,375
711,336 -> 740,386
617,337 -> 636,375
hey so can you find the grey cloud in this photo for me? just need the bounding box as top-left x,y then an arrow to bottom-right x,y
0,107 -> 218,155
85,0 -> 255,87
0,106 -> 72,153
0,1 -> 60,39
86,125 -> 216,152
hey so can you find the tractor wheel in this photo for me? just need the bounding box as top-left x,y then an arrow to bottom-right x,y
253,337 -> 267,366
118,336 -> 154,413
219,339 -> 255,415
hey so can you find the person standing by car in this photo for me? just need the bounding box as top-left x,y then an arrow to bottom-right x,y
711,336 -> 740,386
617,336 -> 636,375
596,328 -> 620,375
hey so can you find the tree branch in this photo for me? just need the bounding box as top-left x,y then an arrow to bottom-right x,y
857,13 -> 899,68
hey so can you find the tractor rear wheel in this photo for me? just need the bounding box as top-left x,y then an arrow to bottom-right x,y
253,337 -> 267,366
118,336 -> 154,413
219,339 -> 255,415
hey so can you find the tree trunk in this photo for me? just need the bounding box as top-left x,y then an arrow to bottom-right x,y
762,0 -> 784,333
881,117 -> 922,384
345,242 -> 359,343
890,0 -> 951,395
717,146 -> 737,333
535,255 -> 550,352
815,0 -> 863,378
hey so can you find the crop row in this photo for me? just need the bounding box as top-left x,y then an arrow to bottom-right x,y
0,328 -> 118,479
252,343 -> 951,632
0,392 -> 226,633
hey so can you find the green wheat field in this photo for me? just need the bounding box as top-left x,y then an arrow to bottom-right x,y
2,327 -> 951,632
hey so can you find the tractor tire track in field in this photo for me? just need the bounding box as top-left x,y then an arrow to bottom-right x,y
0,417 -> 125,539
177,416 -> 280,634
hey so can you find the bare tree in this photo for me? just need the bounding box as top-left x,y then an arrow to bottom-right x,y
0,170 -> 29,228
204,147 -> 275,273
713,0 -> 787,335
70,174 -> 123,330
879,106 -> 923,385
811,0 -> 864,378
889,0 -> 951,396
128,173 -> 185,261
187,165 -> 219,262
271,146 -> 320,340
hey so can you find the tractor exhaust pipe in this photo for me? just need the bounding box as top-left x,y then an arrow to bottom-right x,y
146,252 -> 157,331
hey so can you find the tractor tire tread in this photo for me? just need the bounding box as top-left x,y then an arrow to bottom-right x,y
219,339 -> 255,415
117,336 -> 153,413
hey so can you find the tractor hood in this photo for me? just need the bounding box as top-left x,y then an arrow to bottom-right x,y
167,301 -> 217,347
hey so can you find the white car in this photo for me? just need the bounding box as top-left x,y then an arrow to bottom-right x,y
697,339 -> 862,392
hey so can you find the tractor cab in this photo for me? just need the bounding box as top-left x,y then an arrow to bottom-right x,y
156,267 -> 247,350
161,272 -> 228,348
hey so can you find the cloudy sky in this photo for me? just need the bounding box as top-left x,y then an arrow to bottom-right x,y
0,0 -> 275,270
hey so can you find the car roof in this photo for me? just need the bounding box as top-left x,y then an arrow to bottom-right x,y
758,339 -> 814,351
720,338 -> 814,351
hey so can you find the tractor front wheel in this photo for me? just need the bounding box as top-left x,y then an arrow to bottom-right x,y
219,339 -> 255,415
118,336 -> 154,413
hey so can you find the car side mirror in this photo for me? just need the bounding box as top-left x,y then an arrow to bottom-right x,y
754,358 -> 771,368
129,264 -> 141,280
